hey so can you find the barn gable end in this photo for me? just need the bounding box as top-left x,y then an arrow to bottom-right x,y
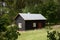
15,14 -> 25,31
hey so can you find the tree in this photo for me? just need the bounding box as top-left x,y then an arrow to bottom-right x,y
0,0 -> 19,39
22,0 -> 59,24
0,14 -> 19,40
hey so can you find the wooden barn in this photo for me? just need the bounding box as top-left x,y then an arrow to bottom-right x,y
15,13 -> 46,31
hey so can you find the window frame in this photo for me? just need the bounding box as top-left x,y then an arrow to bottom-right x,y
33,23 -> 36,27
18,23 -> 22,28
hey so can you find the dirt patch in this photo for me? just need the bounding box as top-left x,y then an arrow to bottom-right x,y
52,25 -> 60,29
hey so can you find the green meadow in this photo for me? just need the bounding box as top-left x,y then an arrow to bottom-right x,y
17,25 -> 60,40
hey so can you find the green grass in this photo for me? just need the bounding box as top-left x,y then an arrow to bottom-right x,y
17,26 -> 60,40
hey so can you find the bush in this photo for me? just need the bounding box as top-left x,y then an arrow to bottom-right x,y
0,14 -> 20,40
0,26 -> 20,40
47,30 -> 60,40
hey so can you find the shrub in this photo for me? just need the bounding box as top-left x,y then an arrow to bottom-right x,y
0,26 -> 20,40
47,30 -> 60,40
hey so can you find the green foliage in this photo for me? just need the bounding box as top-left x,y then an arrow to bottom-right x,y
22,4 -> 42,13
0,26 -> 19,40
47,31 -> 56,40
22,0 -> 59,24
0,14 -> 19,40
2,0 -> 60,25
47,30 -> 60,40
0,0 -> 60,40
0,14 -> 11,32
58,32 -> 60,40
5,26 -> 19,40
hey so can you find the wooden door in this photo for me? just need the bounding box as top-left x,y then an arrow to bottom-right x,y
38,23 -> 42,28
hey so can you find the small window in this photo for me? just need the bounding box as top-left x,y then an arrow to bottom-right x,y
33,23 -> 36,27
18,23 -> 22,28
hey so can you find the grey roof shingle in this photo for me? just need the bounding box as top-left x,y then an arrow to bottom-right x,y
19,13 -> 46,20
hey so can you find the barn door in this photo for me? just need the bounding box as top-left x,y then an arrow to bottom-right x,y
38,23 -> 42,28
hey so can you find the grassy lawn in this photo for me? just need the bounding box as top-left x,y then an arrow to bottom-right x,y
17,25 -> 60,40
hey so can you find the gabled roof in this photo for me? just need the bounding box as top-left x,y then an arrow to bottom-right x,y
19,13 -> 46,20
